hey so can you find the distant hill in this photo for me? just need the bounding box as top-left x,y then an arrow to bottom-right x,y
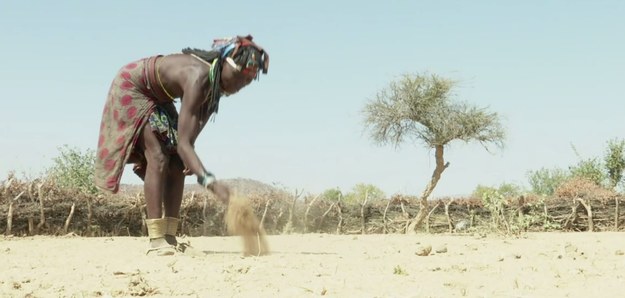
119,177 -> 287,197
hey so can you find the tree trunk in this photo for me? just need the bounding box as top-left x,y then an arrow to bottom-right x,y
28,217 -> 34,236
360,190 -> 369,235
543,201 -> 549,228
577,198 -> 593,232
317,202 -> 336,232
518,196 -> 525,220
274,207 -> 284,232
198,191 -> 210,235
137,206 -> 145,236
500,207 -> 511,235
400,201 -> 408,218
383,199 -> 392,234
27,181 -> 36,203
6,200 -> 13,236
336,201 -> 343,235
2,177 -> 15,197
564,200 -> 580,230
406,145 -> 449,234
615,197 -> 620,231
63,202 -> 76,234
425,201 -> 441,233
284,189 -> 302,234
36,183 -> 46,233
444,200 -> 453,233
86,197 -> 93,236
259,199 -> 271,231
288,196 -> 297,226
304,194 -> 320,233
6,191 -> 24,236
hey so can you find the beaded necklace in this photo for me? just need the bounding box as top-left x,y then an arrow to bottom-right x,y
190,54 -> 220,129
156,60 -> 175,101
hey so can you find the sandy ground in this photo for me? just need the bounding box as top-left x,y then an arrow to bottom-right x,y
1,232 -> 625,298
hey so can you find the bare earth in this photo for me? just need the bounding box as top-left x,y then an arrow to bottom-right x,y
1,232 -> 624,297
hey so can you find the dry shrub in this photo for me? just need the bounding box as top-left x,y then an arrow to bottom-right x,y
453,196 -> 483,208
555,177 -> 616,202
225,192 -> 269,256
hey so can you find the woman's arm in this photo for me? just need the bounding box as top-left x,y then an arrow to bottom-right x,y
177,70 -> 210,180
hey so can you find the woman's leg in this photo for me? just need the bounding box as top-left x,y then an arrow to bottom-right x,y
163,155 -> 185,245
137,123 -> 177,255
164,154 -> 185,218
139,124 -> 170,219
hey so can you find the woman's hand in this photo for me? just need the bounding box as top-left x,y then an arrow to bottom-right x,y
208,182 -> 231,204
198,172 -> 230,204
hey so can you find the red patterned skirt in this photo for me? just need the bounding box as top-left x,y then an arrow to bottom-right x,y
95,56 -> 176,193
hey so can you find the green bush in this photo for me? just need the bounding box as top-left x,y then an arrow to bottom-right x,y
473,182 -> 522,199
527,167 -> 569,196
321,187 -> 343,202
604,138 -> 625,190
569,157 -> 606,187
46,145 -> 99,195
344,183 -> 385,204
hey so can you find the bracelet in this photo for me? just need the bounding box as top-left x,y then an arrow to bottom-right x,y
197,171 -> 216,188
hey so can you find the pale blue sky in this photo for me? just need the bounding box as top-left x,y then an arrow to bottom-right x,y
1,1 -> 623,197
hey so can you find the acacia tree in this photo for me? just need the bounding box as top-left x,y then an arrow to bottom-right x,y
363,73 -> 505,233
603,138 -> 625,229
604,138 -> 625,190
